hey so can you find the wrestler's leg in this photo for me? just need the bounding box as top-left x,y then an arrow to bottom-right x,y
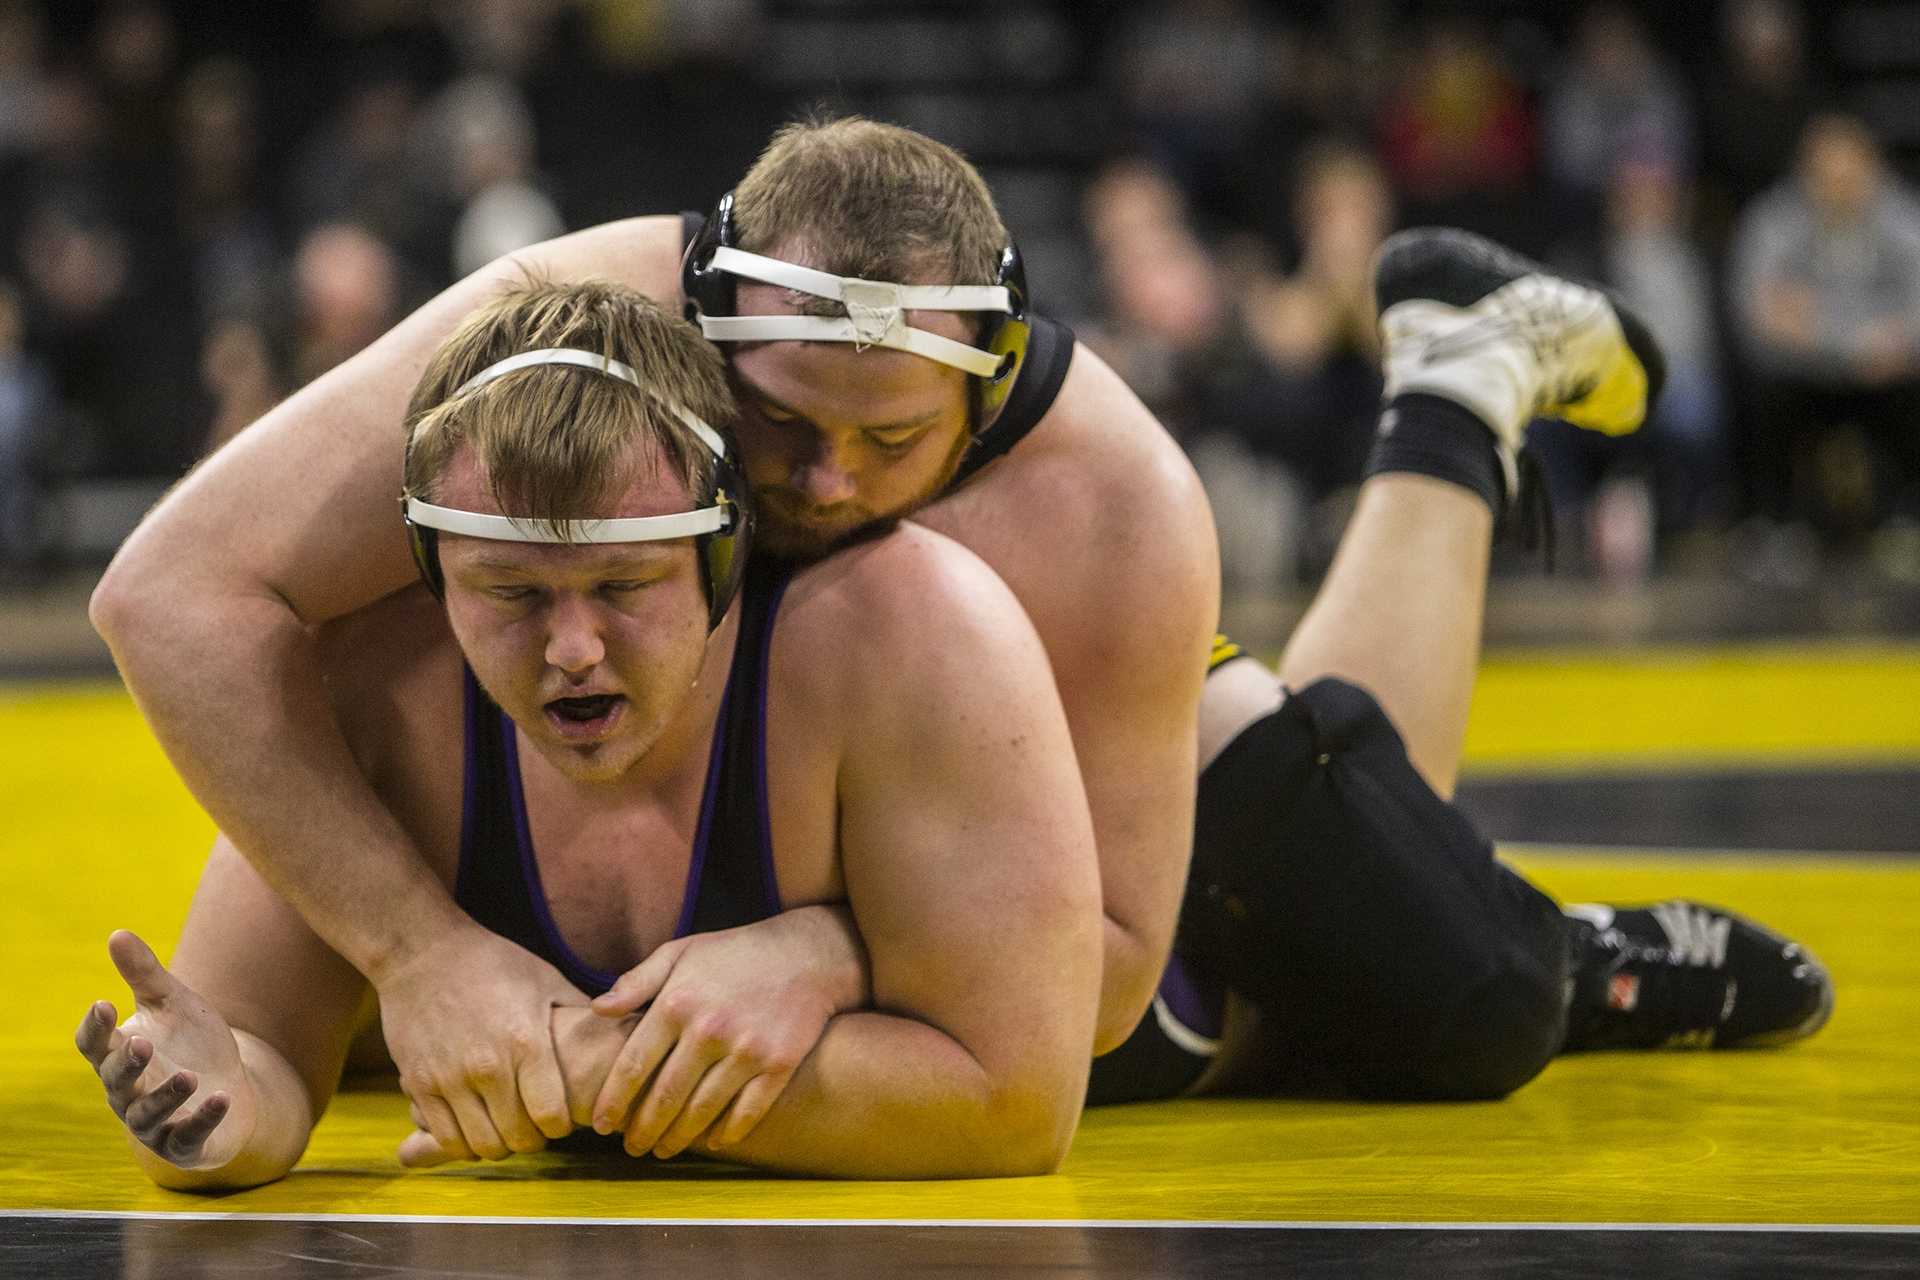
1274,475 -> 1491,798
1184,230 -> 1827,1098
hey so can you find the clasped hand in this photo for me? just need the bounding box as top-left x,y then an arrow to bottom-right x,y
400,910 -> 855,1165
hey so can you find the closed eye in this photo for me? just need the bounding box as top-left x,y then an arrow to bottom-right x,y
867,428 -> 925,452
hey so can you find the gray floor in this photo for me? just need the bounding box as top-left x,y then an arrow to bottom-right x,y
4,1215 -> 1916,1280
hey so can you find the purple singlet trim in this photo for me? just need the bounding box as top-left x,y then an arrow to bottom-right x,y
499,718 -> 620,994
671,689 -> 732,938
1156,952 -> 1225,1040
753,574 -> 792,914
496,692 -> 732,990
454,670 -> 483,901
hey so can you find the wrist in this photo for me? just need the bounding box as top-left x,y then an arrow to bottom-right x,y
358,904 -> 473,987
797,903 -> 870,1013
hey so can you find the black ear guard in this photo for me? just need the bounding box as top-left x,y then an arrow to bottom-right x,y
402,471 -> 751,633
681,190 -> 1033,429
401,395 -> 754,634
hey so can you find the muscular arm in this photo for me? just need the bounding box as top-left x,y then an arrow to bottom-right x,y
697,536 -> 1103,1177
87,217 -> 686,984
933,348 -> 1220,1053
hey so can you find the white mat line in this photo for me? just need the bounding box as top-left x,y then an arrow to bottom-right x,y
3,1210 -> 1916,1233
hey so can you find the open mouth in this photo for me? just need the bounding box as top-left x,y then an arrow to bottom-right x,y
544,694 -> 625,739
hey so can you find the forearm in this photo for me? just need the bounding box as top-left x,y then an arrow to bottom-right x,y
92,588 -> 462,979
689,1010 -> 1084,1179
133,1032 -> 315,1192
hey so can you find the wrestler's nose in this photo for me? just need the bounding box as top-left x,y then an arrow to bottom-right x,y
544,596 -> 605,675
789,456 -> 858,507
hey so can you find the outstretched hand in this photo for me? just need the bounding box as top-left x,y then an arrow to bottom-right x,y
75,931 -> 252,1171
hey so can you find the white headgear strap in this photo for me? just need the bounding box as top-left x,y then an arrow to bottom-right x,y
695,246 -> 1011,377
405,346 -> 733,545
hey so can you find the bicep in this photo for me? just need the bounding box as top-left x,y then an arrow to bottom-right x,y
835,619 -> 1102,1070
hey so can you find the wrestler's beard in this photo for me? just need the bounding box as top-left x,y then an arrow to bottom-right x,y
751,429 -> 972,562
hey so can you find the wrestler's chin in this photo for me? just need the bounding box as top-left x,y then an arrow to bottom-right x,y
531,720 -> 654,786
543,739 -> 645,785
754,510 -> 903,562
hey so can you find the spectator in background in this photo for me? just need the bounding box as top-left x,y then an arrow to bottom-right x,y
174,59 -> 277,328
1224,5 -> 1396,257
90,1 -> 178,237
1108,0 -> 1288,228
1700,0 -> 1817,246
15,198 -> 196,477
1730,114 -> 1920,574
1241,140 -> 1390,570
0,277 -> 54,571
288,222 -> 403,389
0,0 -> 47,165
287,57 -> 446,281
1541,2 -> 1694,254
438,0 -> 562,80
427,75 -> 564,279
1081,157 -> 1300,590
1379,19 -> 1535,250
6,68 -> 121,252
199,315 -> 286,455
1535,149 -> 1730,579
1081,158 -> 1230,426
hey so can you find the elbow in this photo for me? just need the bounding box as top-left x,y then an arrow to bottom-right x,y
87,552 -> 142,651
976,1048 -> 1089,1177
136,1149 -> 289,1194
90,531 -> 174,656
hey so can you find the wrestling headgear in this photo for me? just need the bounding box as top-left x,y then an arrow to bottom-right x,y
401,347 -> 752,631
680,191 -> 1034,425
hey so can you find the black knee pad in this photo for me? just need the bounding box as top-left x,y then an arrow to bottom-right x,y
1181,676 -> 1568,1100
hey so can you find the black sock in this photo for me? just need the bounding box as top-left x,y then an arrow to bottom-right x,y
1364,392 -> 1504,514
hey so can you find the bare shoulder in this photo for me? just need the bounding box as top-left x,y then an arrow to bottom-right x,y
929,340 -> 1219,669
775,525 -> 1054,713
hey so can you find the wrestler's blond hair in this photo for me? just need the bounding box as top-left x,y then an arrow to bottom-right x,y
732,115 -> 1008,308
403,277 -> 734,531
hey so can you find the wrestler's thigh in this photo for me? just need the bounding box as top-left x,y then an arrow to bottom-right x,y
1180,677 -> 1568,1099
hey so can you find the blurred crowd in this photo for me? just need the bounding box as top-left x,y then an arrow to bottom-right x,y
1,0 -> 1917,594
1086,0 -> 1920,589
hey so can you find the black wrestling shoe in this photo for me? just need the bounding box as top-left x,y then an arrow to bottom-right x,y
1560,901 -> 1834,1052
1374,229 -> 1668,556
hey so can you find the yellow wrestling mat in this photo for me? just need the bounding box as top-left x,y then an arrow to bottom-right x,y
2,649 -> 1917,1226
